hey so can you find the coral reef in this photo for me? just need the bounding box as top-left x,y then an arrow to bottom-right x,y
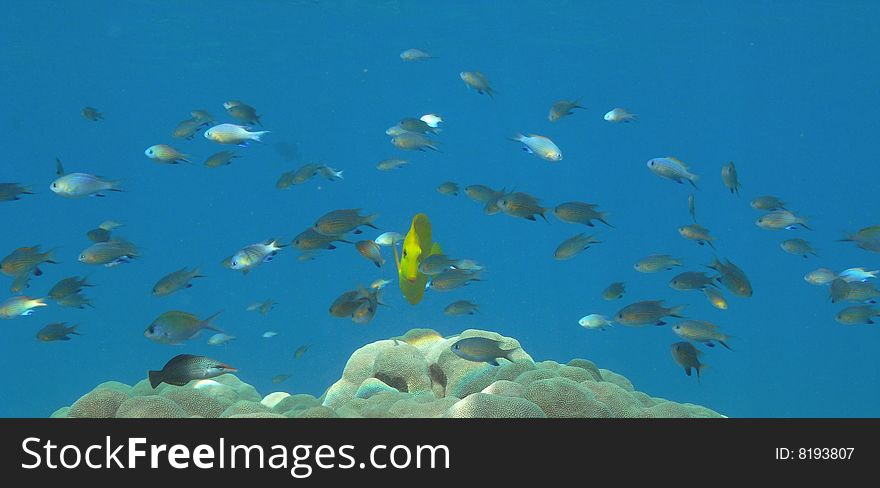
50,328 -> 724,418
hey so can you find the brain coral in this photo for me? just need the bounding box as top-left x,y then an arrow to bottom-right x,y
523,377 -> 610,418
116,396 -> 187,418
52,328 -> 723,419
219,400 -> 273,418
160,386 -> 232,418
445,393 -> 547,418
69,389 -> 129,418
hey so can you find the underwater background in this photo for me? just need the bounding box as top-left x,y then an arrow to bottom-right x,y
1,0 -> 878,417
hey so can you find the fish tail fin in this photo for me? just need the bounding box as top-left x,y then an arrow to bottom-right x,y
502,347 -> 518,362
192,266 -> 206,279
799,217 -> 812,230
201,311 -> 223,332
106,180 -> 124,192
508,133 -> 525,143
719,337 -> 733,351
669,305 -> 687,318
251,131 -> 270,142
364,213 -> 380,229
68,324 -> 81,335
148,370 -> 164,389
688,175 -> 700,189
44,248 -> 60,264
32,297 -> 48,307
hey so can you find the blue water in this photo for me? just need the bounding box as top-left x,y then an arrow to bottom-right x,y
1,0 -> 878,417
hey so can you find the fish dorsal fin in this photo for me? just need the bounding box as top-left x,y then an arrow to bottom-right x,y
55,158 -> 65,176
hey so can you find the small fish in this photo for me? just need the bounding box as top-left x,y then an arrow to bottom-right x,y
579,314 -> 613,331
352,287 -> 381,325
385,125 -> 408,136
836,305 -> 880,325
144,311 -> 222,345
554,233 -> 601,260
391,132 -> 439,152
671,342 -> 704,382
672,321 -> 732,349
144,144 -> 190,164
172,118 -> 208,139
148,354 -> 236,388
316,165 -> 343,181
1,246 -> 57,277
329,289 -> 368,318
669,271 -> 718,291
294,344 -> 311,359
703,287 -> 728,310
838,267 -> 878,283
0,296 -> 47,319
399,117 -> 441,135
844,282 -> 880,304
460,71 -> 494,97
497,192 -> 548,221
647,157 -> 699,188
291,228 -> 350,251
678,224 -> 716,248
688,194 -> 696,222
78,238 -> 139,266
750,195 -> 787,211
829,278 -> 851,304
400,48 -> 433,61
419,254 -> 482,275
374,232 -> 403,246
376,158 -> 410,171
247,299 -> 277,315
226,103 -> 262,126
548,100 -> 583,122
204,123 -> 269,145
444,300 -> 480,316
230,239 -> 285,273
370,278 -> 392,290
720,161 -> 741,195
0,183 -> 34,202
780,238 -> 817,258
81,107 -> 103,121
272,374 -> 292,384
634,254 -> 683,273
464,185 -> 507,215
450,337 -> 516,365
604,108 -> 637,123
36,323 -> 80,342
437,182 -> 460,196
86,220 -> 122,242
262,331 -> 278,339
204,151 -> 239,168
553,202 -> 612,227
190,110 -> 213,123
56,292 -> 93,309
428,269 -> 483,291
756,210 -> 810,230
207,333 -> 236,346
420,114 -> 442,128
152,267 -> 204,296
602,282 -> 626,301
314,209 -> 379,236
804,268 -> 838,286
706,257 -> 753,297
511,133 -> 563,162
615,300 -> 686,326
355,240 -> 385,268
838,225 -> 880,253
50,160 -> 122,198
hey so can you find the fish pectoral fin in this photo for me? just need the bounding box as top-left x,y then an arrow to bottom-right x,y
488,359 -> 500,366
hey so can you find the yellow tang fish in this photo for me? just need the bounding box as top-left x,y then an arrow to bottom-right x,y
394,213 -> 442,305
